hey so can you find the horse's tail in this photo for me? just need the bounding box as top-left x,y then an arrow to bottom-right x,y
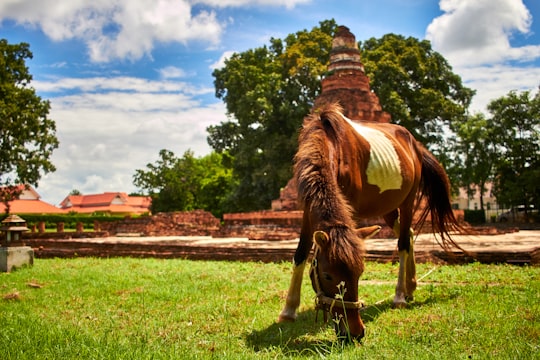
416,146 -> 467,253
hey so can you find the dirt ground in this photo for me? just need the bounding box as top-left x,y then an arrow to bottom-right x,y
26,229 -> 540,264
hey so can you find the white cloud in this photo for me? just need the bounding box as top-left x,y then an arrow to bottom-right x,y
209,50 -> 237,70
54,92 -> 199,113
0,0 -> 310,63
158,66 -> 188,79
426,0 -> 540,66
426,0 -> 540,113
194,0 -> 311,9
33,76 -> 212,96
460,65 -> 540,112
31,75 -> 226,204
0,0 -> 224,62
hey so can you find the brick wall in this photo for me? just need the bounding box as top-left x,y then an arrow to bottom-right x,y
98,210 -> 220,236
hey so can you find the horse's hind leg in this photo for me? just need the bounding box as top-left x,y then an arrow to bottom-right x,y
383,211 -> 406,307
405,230 -> 416,301
384,208 -> 416,308
400,203 -> 417,303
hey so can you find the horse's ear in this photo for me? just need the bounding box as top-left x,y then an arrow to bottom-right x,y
313,230 -> 330,248
355,225 -> 381,239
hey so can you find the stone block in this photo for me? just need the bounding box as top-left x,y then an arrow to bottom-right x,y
0,246 -> 34,272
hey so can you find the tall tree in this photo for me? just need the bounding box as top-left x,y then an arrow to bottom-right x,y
209,24 -> 473,212
360,34 -> 475,154
133,150 -> 234,217
453,113 -> 497,211
1,40 -> 59,213
209,20 -> 337,211
488,89 -> 540,215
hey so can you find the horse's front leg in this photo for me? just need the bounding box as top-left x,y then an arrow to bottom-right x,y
278,222 -> 313,322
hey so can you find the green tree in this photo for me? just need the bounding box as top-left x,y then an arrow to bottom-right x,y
453,113 -> 497,211
488,89 -> 540,215
196,151 -> 237,217
209,20 -> 337,211
360,34 -> 475,154
1,40 -> 59,213
209,24 -> 474,212
133,150 -> 234,217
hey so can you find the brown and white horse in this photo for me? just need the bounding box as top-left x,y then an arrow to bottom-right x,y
278,104 -> 461,341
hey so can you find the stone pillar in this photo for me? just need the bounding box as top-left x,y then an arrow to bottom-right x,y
38,222 -> 46,233
1,215 -> 33,272
0,247 -> 34,272
76,222 -> 84,233
57,222 -> 64,233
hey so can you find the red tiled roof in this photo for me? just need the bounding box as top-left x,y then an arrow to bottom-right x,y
61,193 -> 126,207
126,196 -> 152,208
62,204 -> 145,214
0,185 -> 63,214
0,184 -> 41,200
0,199 -> 66,214
60,192 -> 151,214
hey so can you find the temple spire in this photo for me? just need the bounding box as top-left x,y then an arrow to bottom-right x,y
314,25 -> 391,123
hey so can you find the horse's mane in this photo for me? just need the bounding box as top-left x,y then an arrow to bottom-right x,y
295,104 -> 364,272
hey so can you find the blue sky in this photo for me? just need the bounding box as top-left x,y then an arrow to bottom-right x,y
1,0 -> 539,205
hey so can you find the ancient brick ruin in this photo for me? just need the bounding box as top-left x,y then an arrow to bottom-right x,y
98,210 -> 220,237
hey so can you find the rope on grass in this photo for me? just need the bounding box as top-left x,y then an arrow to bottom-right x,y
367,265 -> 440,306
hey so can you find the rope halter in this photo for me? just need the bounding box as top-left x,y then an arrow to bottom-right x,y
310,244 -> 365,323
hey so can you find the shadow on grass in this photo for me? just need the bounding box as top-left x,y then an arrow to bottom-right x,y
359,299 -> 393,323
246,301 -> 397,356
359,289 -> 452,323
246,309 -> 339,356
247,287 -> 459,356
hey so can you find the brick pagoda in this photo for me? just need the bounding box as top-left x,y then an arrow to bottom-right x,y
313,25 -> 390,123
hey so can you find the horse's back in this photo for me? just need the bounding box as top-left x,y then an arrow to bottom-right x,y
342,117 -> 411,193
297,105 -> 423,217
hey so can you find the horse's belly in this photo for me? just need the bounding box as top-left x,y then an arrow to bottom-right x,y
350,182 -> 415,218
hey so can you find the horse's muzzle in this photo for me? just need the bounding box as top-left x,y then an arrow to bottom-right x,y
334,313 -> 365,343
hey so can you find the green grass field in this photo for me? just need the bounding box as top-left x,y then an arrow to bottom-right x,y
1,258 -> 538,359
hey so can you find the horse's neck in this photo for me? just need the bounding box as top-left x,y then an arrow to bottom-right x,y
302,161 -> 353,228
296,122 -> 355,228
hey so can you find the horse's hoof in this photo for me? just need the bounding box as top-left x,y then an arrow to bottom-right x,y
392,301 -> 407,309
393,294 -> 407,308
277,314 -> 296,323
392,295 -> 407,308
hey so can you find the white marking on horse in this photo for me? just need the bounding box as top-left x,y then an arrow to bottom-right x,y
344,116 -> 403,193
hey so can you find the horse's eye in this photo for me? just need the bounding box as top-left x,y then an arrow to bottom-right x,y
323,273 -> 333,281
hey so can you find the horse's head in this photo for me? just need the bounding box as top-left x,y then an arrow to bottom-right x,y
309,225 -> 381,342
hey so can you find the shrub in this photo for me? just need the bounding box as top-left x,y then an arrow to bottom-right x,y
464,209 -> 486,224
0,213 -> 126,230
